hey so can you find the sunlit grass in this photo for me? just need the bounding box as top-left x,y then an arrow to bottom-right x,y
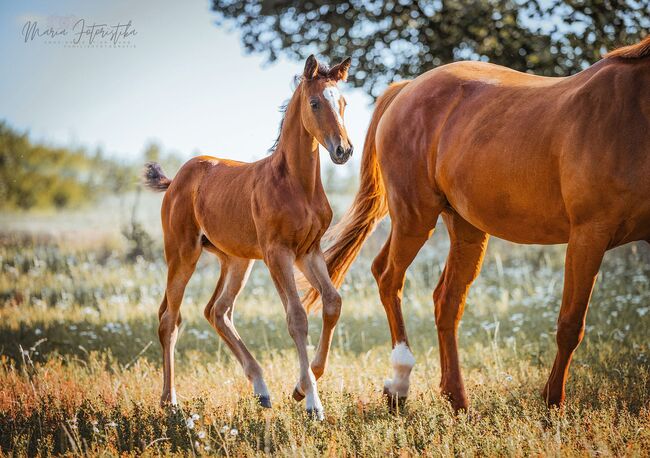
0,221 -> 649,455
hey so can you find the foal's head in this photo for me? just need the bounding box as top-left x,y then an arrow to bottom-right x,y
299,55 -> 354,164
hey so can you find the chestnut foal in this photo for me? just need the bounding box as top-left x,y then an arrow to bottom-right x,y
144,56 -> 353,420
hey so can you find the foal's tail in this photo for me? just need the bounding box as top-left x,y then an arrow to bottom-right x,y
302,81 -> 410,312
142,162 -> 172,192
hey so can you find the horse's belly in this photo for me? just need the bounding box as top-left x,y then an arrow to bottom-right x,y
196,202 -> 263,259
455,201 -> 570,245
207,230 -> 263,259
440,162 -> 571,245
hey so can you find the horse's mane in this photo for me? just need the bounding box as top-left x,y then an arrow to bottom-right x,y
606,35 -> 650,59
268,102 -> 289,153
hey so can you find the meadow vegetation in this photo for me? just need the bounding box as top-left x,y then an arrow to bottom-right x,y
1,199 -> 649,455
0,122 -> 185,212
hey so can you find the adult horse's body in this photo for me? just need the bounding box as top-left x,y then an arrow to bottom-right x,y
144,56 -> 353,419
303,37 -> 650,410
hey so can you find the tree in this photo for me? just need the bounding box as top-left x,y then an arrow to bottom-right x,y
211,0 -> 649,97
0,121 -> 136,210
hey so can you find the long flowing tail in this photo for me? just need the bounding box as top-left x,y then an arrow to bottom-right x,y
303,81 -> 410,312
142,162 -> 172,192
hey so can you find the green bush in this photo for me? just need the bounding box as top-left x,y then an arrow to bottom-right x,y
0,121 -> 136,210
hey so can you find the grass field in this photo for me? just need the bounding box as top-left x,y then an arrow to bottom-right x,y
1,198 -> 649,456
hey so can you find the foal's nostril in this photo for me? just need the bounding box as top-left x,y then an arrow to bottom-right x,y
336,145 -> 345,157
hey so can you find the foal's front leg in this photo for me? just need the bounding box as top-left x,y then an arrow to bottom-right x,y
265,247 -> 324,420
297,249 -> 342,381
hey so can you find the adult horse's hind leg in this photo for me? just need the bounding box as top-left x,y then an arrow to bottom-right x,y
433,212 -> 489,411
204,256 -> 272,407
295,249 -> 342,395
372,202 -> 441,407
543,225 -> 609,407
159,233 -> 201,406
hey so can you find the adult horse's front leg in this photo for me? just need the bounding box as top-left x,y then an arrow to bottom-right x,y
296,250 -> 342,384
433,212 -> 489,411
266,247 -> 324,420
543,225 -> 609,407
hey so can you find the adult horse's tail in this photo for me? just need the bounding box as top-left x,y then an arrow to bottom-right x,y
142,162 -> 172,192
303,81 -> 410,312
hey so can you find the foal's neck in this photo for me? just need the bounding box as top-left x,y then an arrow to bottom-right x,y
271,95 -> 323,199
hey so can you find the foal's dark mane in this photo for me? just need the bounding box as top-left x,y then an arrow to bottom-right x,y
268,102 -> 289,153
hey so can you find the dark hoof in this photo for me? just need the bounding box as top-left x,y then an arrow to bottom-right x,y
541,384 -> 549,403
292,386 -> 305,402
541,386 -> 564,409
255,395 -> 272,409
383,386 -> 407,414
306,408 -> 325,421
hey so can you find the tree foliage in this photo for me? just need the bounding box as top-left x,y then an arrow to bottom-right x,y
212,0 -> 649,97
0,122 -> 135,210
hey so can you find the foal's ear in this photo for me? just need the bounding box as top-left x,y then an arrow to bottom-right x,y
329,57 -> 351,82
303,55 -> 319,80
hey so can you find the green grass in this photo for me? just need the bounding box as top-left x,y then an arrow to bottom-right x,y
1,217 -> 649,456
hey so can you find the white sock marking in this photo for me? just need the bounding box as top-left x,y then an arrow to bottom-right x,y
391,342 -> 416,367
386,342 -> 415,397
299,369 -> 323,415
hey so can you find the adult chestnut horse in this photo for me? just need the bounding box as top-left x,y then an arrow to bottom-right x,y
144,55 -> 353,420
303,37 -> 650,411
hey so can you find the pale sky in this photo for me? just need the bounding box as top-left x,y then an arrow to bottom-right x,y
0,0 -> 373,165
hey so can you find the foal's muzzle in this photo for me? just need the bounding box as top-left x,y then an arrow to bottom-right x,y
326,139 -> 353,165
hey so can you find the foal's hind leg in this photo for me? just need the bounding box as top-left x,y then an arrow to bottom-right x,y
373,204 -> 441,407
433,212 -> 488,411
543,225 -> 608,407
159,235 -> 201,406
204,256 -> 272,407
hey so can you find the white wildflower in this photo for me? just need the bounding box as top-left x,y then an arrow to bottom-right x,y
186,418 -> 195,429
230,428 -> 238,437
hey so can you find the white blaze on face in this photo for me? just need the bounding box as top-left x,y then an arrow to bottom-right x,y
322,86 -> 343,125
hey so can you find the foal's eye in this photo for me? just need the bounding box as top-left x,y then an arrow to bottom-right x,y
310,100 -> 319,110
